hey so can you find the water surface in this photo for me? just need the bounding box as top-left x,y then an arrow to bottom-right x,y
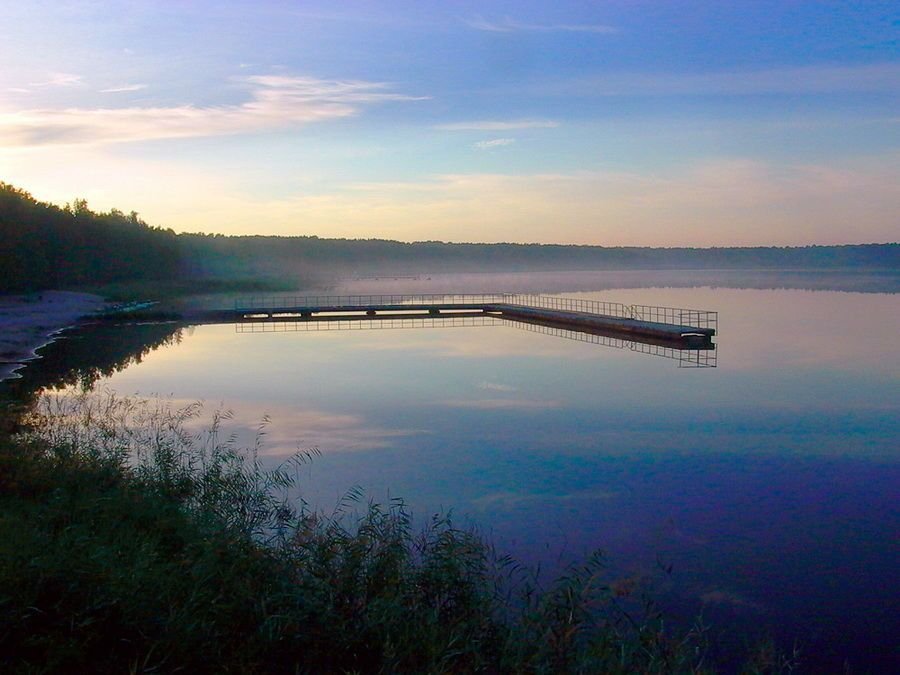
6,278 -> 899,672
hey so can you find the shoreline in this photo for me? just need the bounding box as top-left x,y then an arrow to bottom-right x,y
0,291 -> 106,383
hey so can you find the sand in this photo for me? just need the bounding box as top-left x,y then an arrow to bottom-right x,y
0,291 -> 106,382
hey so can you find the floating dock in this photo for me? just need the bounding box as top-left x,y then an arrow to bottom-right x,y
183,294 -> 717,350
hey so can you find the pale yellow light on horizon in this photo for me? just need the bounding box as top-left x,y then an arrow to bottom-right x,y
2,146 -> 897,246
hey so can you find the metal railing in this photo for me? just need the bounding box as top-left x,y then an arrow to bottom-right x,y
234,314 -> 716,367
504,318 -> 717,368
498,295 -> 717,332
233,293 -> 508,311
236,315 -> 503,333
497,294 -> 630,319
232,293 -> 717,333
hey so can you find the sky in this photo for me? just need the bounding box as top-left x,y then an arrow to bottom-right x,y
0,0 -> 897,246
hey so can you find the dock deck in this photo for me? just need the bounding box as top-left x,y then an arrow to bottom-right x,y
185,294 -> 717,349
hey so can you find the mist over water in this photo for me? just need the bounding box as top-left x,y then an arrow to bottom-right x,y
331,268 -> 900,295
6,272 -> 899,672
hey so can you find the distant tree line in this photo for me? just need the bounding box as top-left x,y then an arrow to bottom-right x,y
0,183 -> 180,292
180,233 -> 900,278
2,181 -> 897,293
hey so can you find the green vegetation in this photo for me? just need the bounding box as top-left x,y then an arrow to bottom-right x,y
0,183 -> 307,297
2,181 -> 897,296
0,183 -> 180,293
0,393 -> 796,673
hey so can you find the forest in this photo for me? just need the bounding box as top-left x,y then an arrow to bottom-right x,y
2,181 -> 898,293
0,183 -> 180,292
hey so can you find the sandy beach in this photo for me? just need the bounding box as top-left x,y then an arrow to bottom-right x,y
0,291 -> 106,382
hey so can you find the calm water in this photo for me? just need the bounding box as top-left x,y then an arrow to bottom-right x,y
6,277 -> 899,671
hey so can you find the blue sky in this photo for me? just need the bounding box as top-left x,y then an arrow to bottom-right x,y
0,1 -> 897,245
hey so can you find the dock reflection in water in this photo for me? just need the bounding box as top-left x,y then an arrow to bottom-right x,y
234,314 -> 717,368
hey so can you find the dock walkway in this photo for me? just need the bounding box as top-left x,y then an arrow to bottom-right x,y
187,294 -> 717,348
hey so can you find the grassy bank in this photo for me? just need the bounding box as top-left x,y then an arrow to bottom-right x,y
0,394 -> 793,673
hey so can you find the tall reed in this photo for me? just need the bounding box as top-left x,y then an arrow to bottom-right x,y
0,392 -> 795,673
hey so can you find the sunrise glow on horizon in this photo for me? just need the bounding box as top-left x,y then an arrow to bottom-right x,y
0,1 -> 897,246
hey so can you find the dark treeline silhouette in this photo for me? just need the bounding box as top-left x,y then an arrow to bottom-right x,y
2,181 -> 897,293
0,183 -> 180,292
181,233 -> 900,279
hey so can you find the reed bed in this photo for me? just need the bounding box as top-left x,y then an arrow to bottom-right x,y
0,392 -> 795,673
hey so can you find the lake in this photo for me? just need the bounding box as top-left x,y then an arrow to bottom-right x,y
4,272 -> 899,672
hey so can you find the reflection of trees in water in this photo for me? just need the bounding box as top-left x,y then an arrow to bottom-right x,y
0,322 -> 183,429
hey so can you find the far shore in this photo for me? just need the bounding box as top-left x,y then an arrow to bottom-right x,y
0,291 -> 106,382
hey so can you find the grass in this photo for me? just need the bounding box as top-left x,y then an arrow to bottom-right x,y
0,393 -> 797,673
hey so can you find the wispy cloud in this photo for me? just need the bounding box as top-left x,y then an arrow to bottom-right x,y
0,75 -> 426,147
28,72 -> 83,88
467,15 -> 617,34
72,395 -> 424,456
474,137 -> 515,150
99,83 -> 148,93
436,119 -> 558,131
477,381 -> 518,392
442,398 -> 562,410
552,63 -> 900,96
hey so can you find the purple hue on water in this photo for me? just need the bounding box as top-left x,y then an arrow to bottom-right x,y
40,275 -> 900,671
